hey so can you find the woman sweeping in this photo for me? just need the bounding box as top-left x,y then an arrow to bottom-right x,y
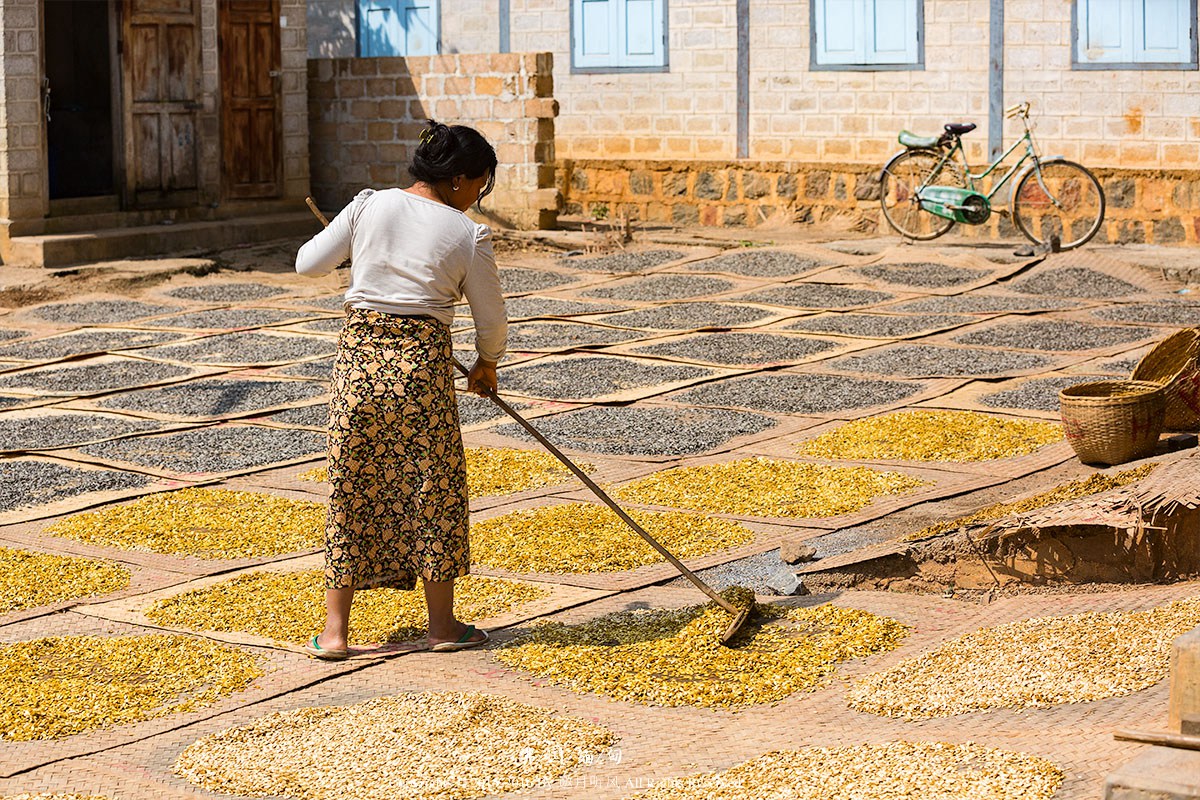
295,121 -> 504,660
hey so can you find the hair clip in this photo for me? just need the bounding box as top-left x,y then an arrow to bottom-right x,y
419,129 -> 433,144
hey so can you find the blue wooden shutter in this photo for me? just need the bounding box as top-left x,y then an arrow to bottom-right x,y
620,0 -> 664,66
574,0 -> 664,68
815,0 -> 866,64
403,0 -> 437,55
869,0 -> 918,63
575,0 -> 614,67
359,0 -> 438,56
1134,0 -> 1193,62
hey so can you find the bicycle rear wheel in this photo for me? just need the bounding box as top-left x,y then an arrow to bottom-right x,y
1012,159 -> 1105,250
879,149 -> 962,240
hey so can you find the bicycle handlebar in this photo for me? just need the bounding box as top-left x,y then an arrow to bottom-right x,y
1005,101 -> 1031,120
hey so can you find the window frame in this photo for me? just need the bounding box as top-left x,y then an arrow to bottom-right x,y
570,0 -> 670,74
809,0 -> 925,72
1072,0 -> 1198,70
356,0 -> 441,58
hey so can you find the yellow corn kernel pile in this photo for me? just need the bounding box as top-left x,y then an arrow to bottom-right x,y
903,462 -> 1157,541
175,692 -> 616,800
796,410 -> 1063,462
0,547 -> 129,613
147,570 -> 546,646
614,458 -> 926,519
47,488 -> 324,559
299,447 -> 586,498
627,741 -> 1064,800
847,596 -> 1200,719
0,634 -> 263,741
471,502 -> 755,573
496,594 -> 907,708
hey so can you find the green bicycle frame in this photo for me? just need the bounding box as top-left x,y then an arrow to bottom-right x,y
921,129 -> 1058,206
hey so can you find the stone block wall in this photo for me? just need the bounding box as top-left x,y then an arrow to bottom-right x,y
0,0 -> 44,224
307,52 -> 559,229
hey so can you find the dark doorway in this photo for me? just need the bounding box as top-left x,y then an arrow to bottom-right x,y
45,0 -> 115,199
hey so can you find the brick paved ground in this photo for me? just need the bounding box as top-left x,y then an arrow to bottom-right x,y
0,229 -> 1196,799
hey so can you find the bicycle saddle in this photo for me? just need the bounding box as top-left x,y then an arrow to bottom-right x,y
944,122 -> 977,135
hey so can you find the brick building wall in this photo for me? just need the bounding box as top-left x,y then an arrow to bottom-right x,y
0,0 -> 43,226
307,52 -> 559,229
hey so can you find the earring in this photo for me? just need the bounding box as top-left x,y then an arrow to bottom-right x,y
452,182 -> 461,191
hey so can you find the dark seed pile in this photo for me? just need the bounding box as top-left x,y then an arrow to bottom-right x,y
558,249 -> 683,273
0,330 -> 188,362
503,297 -> 617,319
496,405 -> 777,456
952,321 -> 1156,352
79,426 -> 325,474
832,345 -> 1051,377
142,332 -> 336,366
500,356 -> 712,401
1091,303 -> 1200,325
786,313 -> 973,338
599,302 -> 775,331
145,308 -> 306,330
456,322 -> 644,352
455,392 -> 519,427
632,332 -> 838,366
500,268 -> 577,294
27,300 -> 180,324
293,317 -> 345,334
300,295 -> 347,311
740,284 -> 893,310
278,357 -> 335,380
581,274 -> 735,301
688,250 -> 826,277
0,414 -> 164,452
1011,267 -> 1142,298
1097,356 -> 1142,375
980,375 -> 1110,412
887,294 -> 1075,314
0,328 -> 24,341
164,283 -> 288,302
263,403 -> 330,429
852,263 -> 988,288
0,359 -> 194,395
0,396 -> 30,410
0,460 -> 151,513
98,378 -> 328,419
670,372 -> 920,415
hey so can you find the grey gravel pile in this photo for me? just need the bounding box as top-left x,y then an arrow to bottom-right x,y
80,426 -> 325,474
887,293 -> 1076,314
739,284 -> 893,310
500,268 -> 577,294
688,250 -> 826,277
1011,267 -> 1142,298
141,332 -> 336,366
805,527 -> 895,560
455,322 -> 644,352
785,313 -> 972,338
0,359 -> 194,395
1091,302 -> 1200,325
0,414 -> 164,452
27,300 -> 181,324
632,332 -> 838,366
0,329 -> 187,362
503,297 -> 617,319
952,320 -> 1156,352
0,460 -> 151,513
664,549 -> 781,595
97,378 -> 328,419
557,249 -> 682,273
500,356 -> 712,401
852,262 -> 988,288
598,302 -> 775,330
145,308 -> 306,330
263,403 -> 329,429
164,283 -> 288,302
496,405 -> 776,456
278,357 -> 335,380
669,372 -> 920,415
831,345 -> 1052,377
980,375 -> 1109,412
581,274 -> 734,301
294,317 -> 345,334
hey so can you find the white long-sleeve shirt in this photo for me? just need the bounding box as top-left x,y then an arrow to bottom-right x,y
295,188 -> 506,362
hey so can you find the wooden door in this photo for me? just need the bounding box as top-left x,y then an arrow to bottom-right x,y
219,0 -> 282,199
122,0 -> 201,207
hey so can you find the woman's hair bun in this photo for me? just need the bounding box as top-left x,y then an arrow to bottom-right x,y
409,119 -> 498,204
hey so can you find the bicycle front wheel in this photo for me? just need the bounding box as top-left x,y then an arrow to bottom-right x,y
1012,160 -> 1105,250
879,149 -> 960,241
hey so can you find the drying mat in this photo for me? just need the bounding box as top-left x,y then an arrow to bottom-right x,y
452,320 -> 659,355
594,300 -> 791,332
556,246 -> 722,275
678,244 -> 857,279
878,290 -> 1086,316
1001,250 -> 1178,299
823,343 -> 1078,380
277,293 -> 348,312
664,370 -> 965,420
576,272 -> 753,303
922,375 -> 1113,420
274,315 -> 345,336
0,613 -> 354,780
499,295 -> 623,321
76,553 -> 612,659
0,393 -> 60,412
72,376 -> 330,423
0,355 -> 223,398
0,328 -> 193,365
614,330 -> 872,369
271,355 -> 335,381
0,409 -> 174,454
137,306 -> 324,332
159,282 -> 293,304
1090,300 -> 1200,327
0,456 -> 197,527
817,251 -> 1031,296
132,330 -> 337,367
939,314 -> 1160,356
59,424 -> 326,481
250,402 -> 330,431
781,311 -> 982,341
731,281 -> 901,312
494,354 -> 733,404
499,266 -> 582,295
16,297 -> 186,326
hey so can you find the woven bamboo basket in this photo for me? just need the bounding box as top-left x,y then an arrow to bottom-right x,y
1131,328 -> 1200,431
1059,380 -> 1166,465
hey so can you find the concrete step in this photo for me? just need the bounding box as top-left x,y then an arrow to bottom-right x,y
4,211 -> 322,268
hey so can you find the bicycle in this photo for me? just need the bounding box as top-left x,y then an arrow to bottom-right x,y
879,102 -> 1106,250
